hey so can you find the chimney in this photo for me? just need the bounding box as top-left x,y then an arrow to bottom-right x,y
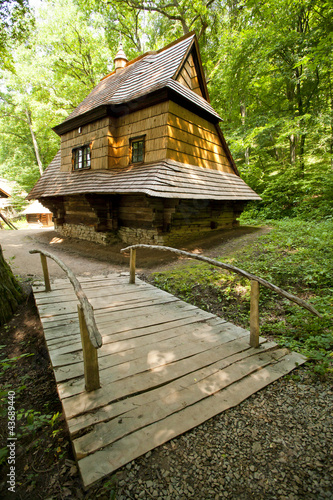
114,43 -> 128,73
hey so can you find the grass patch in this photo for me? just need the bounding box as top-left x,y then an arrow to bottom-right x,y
150,219 -> 333,378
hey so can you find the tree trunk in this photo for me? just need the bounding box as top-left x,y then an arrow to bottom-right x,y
25,108 -> 44,176
329,69 -> 333,168
289,134 -> 298,164
240,102 -> 250,164
295,66 -> 306,176
0,245 -> 23,326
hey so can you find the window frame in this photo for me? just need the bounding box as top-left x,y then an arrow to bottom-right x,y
72,144 -> 92,171
129,135 -> 145,164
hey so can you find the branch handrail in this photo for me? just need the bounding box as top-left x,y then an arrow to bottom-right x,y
121,244 -> 321,348
29,249 -> 102,391
121,244 -> 321,317
30,249 -> 102,348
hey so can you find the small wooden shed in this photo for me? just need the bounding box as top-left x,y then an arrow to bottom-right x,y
22,200 -> 53,227
27,32 -> 261,245
0,179 -> 12,212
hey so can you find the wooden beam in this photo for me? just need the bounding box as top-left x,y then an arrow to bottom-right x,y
0,212 -> 17,230
250,281 -> 260,348
77,304 -> 100,392
129,248 -> 136,284
40,254 -> 51,292
30,249 -> 103,348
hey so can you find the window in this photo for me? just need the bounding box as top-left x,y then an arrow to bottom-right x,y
72,145 -> 91,170
130,136 -> 145,163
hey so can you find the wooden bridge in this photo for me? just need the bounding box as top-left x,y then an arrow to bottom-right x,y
30,246 -> 315,488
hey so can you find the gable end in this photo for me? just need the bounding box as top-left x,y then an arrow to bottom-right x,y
173,36 -> 210,102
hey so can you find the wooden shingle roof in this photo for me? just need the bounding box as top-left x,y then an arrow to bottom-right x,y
53,33 -> 221,135
27,151 -> 261,201
22,200 -> 52,214
0,178 -> 13,198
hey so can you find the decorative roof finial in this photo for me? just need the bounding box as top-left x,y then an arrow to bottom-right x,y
114,42 -> 128,72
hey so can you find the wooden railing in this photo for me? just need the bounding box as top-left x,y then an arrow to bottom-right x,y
120,244 -> 322,348
29,249 -> 102,392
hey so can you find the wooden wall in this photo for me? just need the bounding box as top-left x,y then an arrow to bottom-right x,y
166,199 -> 241,236
60,117 -> 115,172
109,102 -> 169,167
59,99 -> 235,174
62,196 -> 99,226
118,195 -> 158,228
176,52 -> 203,97
166,102 -> 234,173
26,213 -> 53,226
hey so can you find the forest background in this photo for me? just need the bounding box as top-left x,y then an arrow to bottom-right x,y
0,0 -> 332,219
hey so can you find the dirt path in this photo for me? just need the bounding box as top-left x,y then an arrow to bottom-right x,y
0,225 -> 270,281
0,228 -> 123,280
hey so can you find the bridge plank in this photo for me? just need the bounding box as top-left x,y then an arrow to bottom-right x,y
59,327 -> 267,411
51,316 -> 228,367
73,346 -> 287,459
78,352 -> 305,487
53,321 -> 245,382
67,339 -> 276,436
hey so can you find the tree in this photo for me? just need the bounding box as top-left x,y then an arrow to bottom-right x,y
207,0 -> 333,217
0,0 -> 113,191
0,0 -> 33,69
0,245 -> 23,326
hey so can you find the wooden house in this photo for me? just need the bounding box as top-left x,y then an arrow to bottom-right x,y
22,200 -> 53,227
0,179 -> 13,213
0,186 -> 10,209
27,33 -> 261,245
0,178 -> 26,216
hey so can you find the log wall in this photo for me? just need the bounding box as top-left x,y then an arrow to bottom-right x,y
26,213 -> 53,227
50,194 -> 244,246
62,196 -> 98,227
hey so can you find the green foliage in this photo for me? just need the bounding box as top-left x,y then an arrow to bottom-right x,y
207,0 -> 333,219
0,0 -> 34,70
0,348 -> 33,404
0,0 -> 113,191
0,345 -> 60,464
151,219 -> 333,377
16,409 -> 60,439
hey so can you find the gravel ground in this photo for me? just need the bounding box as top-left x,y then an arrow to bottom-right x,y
113,367 -> 333,500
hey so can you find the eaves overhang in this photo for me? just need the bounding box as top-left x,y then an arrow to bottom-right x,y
52,86 -> 221,136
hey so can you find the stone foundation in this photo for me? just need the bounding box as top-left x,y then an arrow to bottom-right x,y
56,223 -> 118,245
56,220 -> 240,246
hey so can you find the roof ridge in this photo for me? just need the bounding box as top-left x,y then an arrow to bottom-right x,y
100,32 -> 196,83
155,31 -> 196,55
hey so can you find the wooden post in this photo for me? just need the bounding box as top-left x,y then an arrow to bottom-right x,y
77,304 -> 100,392
129,248 -> 136,284
40,254 -> 51,292
250,280 -> 260,347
